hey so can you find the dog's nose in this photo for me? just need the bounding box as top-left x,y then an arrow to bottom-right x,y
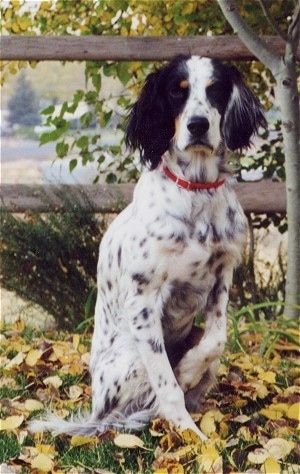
187,116 -> 209,136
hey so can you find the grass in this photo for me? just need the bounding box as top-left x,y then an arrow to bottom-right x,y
0,308 -> 299,473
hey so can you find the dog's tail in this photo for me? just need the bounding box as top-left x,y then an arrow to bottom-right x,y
29,394 -> 158,436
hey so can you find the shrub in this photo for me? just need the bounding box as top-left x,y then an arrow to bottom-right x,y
0,194 -> 108,329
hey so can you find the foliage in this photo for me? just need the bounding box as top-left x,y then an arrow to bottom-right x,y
7,70 -> 41,127
0,196 -> 107,329
0,0 -> 295,183
0,316 -> 299,472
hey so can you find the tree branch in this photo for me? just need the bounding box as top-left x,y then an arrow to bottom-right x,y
258,0 -> 287,41
288,2 -> 300,44
217,0 -> 279,73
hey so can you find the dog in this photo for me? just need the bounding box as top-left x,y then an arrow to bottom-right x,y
30,55 -> 266,439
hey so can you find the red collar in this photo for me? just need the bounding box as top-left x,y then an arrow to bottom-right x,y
161,165 -> 225,191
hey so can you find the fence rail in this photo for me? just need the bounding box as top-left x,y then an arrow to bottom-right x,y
1,35 -> 299,61
0,181 -> 286,214
1,34 -> 291,215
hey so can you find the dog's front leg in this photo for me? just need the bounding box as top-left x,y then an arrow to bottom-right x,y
175,267 -> 233,392
126,294 -> 207,440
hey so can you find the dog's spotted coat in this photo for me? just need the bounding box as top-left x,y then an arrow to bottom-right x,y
30,55 -> 266,439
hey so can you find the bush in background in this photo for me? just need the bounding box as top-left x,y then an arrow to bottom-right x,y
0,196 -> 107,329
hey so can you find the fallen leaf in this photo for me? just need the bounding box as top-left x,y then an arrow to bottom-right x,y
261,457 -> 280,474
258,371 -> 276,384
35,444 -> 56,456
233,414 -> 251,423
72,334 -> 80,350
153,464 -> 184,474
260,408 -> 283,421
197,444 -> 220,471
31,453 -> 54,472
0,415 -> 24,431
250,382 -> 269,399
24,399 -> 44,412
263,438 -> 294,460
200,410 -> 223,436
69,385 -> 83,400
43,375 -> 62,389
114,433 -> 145,449
287,403 -> 300,421
180,428 -> 201,445
81,352 -> 90,365
248,448 -> 269,464
70,435 -> 97,447
25,349 -> 42,367
5,352 -> 25,370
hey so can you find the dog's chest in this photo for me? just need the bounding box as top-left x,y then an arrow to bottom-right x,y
160,188 -> 247,343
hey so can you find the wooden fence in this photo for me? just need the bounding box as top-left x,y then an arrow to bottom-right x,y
0,35 -> 291,214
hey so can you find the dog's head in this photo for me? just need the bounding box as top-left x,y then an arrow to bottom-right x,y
126,55 -> 266,169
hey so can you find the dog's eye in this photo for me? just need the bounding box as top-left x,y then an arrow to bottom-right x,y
206,81 -> 226,107
169,84 -> 187,99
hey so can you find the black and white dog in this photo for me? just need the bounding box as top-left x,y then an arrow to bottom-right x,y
31,55 -> 266,439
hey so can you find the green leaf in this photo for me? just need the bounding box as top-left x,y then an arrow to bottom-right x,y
117,62 -> 131,86
106,172 -> 117,183
69,159 -> 77,173
56,141 -> 69,158
99,110 -> 112,127
84,286 -> 97,319
80,112 -> 94,127
76,135 -> 89,149
41,104 -> 55,115
103,63 -> 117,77
92,73 -> 101,92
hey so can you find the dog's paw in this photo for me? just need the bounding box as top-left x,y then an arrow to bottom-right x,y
175,348 -> 207,392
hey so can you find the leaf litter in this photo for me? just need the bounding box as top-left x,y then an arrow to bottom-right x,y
0,318 -> 299,473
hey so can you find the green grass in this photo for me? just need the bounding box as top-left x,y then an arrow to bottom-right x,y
59,432 -> 158,474
0,433 -> 20,464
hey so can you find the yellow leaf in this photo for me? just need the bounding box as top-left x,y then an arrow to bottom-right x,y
261,457 -> 280,474
70,435 -> 97,447
287,403 -> 300,421
258,371 -> 276,384
200,410 -> 223,436
264,438 -> 294,460
81,352 -> 90,365
198,444 -> 220,471
154,465 -> 184,474
25,349 -> 42,367
43,375 -> 62,389
69,385 -> 83,400
268,403 -> 288,414
0,415 -> 24,431
248,447 -> 269,464
31,453 -> 54,472
17,16 -> 31,31
5,352 -> 25,369
251,382 -> 269,399
260,408 -> 282,420
180,428 -> 201,445
35,444 -> 56,456
114,433 -> 145,449
24,399 -> 44,412
72,334 -> 80,350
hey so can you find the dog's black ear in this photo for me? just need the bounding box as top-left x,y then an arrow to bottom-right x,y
223,66 -> 267,150
125,69 -> 173,170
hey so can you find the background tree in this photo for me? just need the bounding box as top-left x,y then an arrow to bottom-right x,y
218,0 -> 300,318
7,70 -> 41,126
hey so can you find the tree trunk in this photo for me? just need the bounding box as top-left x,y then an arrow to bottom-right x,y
275,60 -> 300,318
